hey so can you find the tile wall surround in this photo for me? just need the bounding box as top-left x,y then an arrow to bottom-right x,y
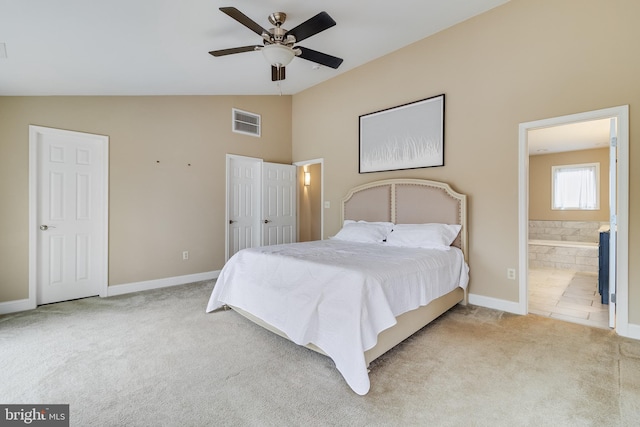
528,220 -> 609,243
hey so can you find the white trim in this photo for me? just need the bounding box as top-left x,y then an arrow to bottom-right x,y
625,323 -> 640,341
517,121 -> 529,315
518,105 -> 630,335
28,125 -> 109,307
293,158 -> 324,240
468,293 -> 522,315
0,271 -> 220,314
0,299 -> 36,315
106,271 -> 219,297
101,135 -> 109,298
28,128 -> 38,310
231,108 -> 261,137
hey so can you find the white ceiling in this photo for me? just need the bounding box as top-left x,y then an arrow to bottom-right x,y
528,119 -> 612,155
0,0 -> 509,96
1,0 -> 608,155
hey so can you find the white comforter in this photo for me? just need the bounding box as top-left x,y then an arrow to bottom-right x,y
206,239 -> 469,395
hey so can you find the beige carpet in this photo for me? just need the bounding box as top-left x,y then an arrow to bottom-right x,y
1,280 -> 639,426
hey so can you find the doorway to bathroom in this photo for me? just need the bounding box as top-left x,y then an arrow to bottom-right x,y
518,106 -> 629,334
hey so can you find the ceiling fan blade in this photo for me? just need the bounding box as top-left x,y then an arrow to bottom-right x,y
297,46 -> 343,69
209,45 -> 261,57
219,7 -> 269,37
271,66 -> 286,81
284,11 -> 336,43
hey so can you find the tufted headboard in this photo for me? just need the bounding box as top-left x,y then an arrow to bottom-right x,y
341,179 -> 468,259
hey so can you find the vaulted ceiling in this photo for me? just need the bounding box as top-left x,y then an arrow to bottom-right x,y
0,0 -> 509,96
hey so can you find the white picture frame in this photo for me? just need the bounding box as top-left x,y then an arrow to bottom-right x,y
359,94 -> 445,173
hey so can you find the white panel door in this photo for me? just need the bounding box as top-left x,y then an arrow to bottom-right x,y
262,162 -> 296,246
32,126 -> 108,305
226,155 -> 261,260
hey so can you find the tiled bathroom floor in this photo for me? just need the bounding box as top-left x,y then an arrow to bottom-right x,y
528,268 -> 610,329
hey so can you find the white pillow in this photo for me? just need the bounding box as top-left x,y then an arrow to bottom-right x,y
385,223 -> 461,249
332,220 -> 394,244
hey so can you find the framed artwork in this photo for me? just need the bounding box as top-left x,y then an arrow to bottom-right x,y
359,94 -> 445,173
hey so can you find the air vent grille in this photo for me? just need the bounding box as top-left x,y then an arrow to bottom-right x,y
232,108 -> 261,137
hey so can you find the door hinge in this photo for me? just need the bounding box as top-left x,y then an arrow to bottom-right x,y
610,293 -> 616,304
611,136 -> 618,148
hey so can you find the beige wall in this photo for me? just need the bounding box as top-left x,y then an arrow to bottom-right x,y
0,96 -> 291,301
529,148 -> 610,221
2,0 -> 639,327
292,0 -> 640,323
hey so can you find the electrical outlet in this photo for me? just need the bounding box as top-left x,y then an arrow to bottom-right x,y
182,251 -> 189,260
507,268 -> 516,280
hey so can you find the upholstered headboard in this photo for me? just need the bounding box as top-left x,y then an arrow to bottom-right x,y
341,179 -> 468,259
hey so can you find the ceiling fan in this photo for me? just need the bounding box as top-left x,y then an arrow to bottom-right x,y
209,7 -> 343,82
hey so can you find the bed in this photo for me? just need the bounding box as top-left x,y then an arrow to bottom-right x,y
206,178 -> 469,395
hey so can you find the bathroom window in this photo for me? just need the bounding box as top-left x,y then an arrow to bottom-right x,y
552,163 -> 600,210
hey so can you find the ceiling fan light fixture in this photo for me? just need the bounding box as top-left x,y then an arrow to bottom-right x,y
211,8 -> 343,81
261,44 -> 295,67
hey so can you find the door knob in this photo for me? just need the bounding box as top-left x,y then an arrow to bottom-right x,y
264,219 -> 271,224
40,225 -> 56,231
229,220 -> 236,224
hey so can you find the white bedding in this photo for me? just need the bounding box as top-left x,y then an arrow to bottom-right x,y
206,239 -> 469,395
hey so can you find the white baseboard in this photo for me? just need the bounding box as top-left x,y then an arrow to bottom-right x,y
5,277 -> 639,342
107,270 -> 220,297
0,271 -> 220,316
619,322 -> 640,340
0,298 -> 36,316
469,293 -> 640,341
468,293 -> 523,315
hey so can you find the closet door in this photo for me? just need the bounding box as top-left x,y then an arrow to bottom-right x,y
226,156 -> 297,260
226,155 -> 261,260
262,162 -> 296,246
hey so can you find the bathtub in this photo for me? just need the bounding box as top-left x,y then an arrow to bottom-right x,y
528,239 -> 598,272
528,239 -> 598,249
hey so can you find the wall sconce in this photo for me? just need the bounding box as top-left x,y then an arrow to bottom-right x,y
304,171 -> 311,187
